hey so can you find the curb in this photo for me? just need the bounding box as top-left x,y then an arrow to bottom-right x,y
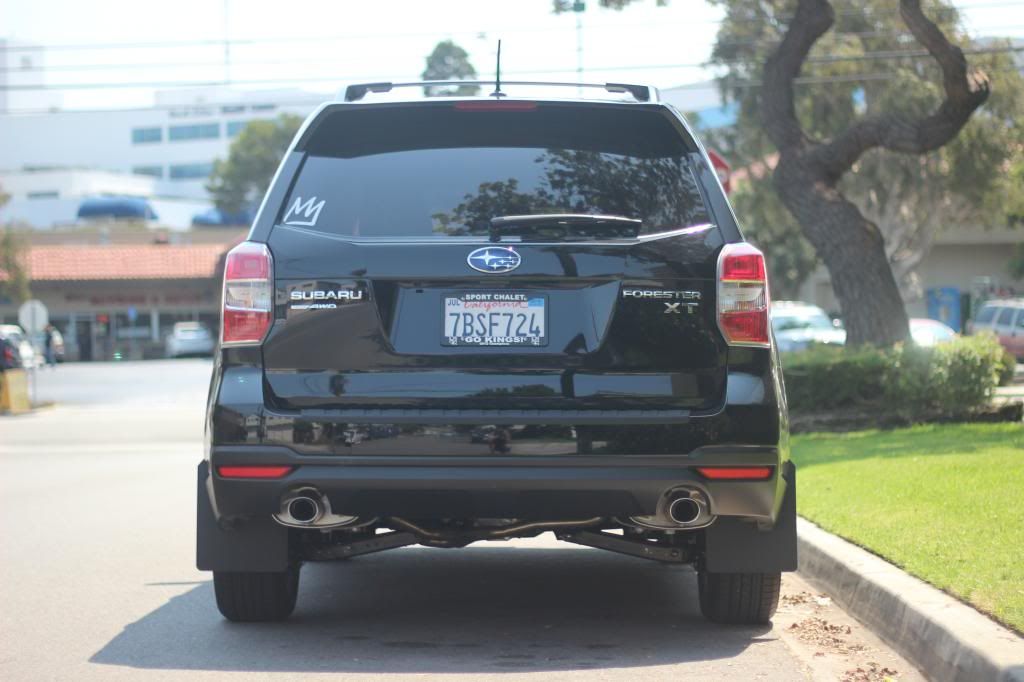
797,518 -> 1024,682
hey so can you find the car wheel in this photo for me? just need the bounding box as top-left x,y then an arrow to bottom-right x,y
697,570 -> 781,625
213,567 -> 300,622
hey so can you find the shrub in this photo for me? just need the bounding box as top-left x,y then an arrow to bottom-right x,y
783,334 -> 1006,419
782,345 -> 888,412
997,346 -> 1017,387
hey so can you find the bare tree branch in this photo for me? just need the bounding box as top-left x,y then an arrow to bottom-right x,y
760,0 -> 834,151
812,0 -> 991,180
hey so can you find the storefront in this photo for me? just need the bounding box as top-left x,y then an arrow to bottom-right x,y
0,243 -> 228,360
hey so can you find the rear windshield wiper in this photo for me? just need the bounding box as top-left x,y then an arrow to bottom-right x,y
489,214 -> 642,242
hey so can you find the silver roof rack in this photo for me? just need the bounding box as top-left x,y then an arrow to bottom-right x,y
342,80 -> 659,104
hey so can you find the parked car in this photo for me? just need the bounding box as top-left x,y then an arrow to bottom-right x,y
165,322 -> 215,357
197,81 -> 797,625
0,334 -> 24,370
909,318 -> 957,348
970,299 -> 1024,359
0,325 -> 39,368
771,301 -> 846,352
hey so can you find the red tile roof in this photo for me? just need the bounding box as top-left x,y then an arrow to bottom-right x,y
26,244 -> 229,281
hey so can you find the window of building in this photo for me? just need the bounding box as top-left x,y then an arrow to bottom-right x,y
132,165 -> 164,178
226,120 -> 251,137
250,104 -> 276,112
169,162 -> 214,180
221,105 -> 245,114
168,123 -> 220,142
27,190 -> 59,199
131,127 -> 162,144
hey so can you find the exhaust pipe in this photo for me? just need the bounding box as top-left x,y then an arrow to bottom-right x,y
668,496 -> 701,525
628,488 -> 713,530
274,488 -> 360,529
286,495 -> 322,524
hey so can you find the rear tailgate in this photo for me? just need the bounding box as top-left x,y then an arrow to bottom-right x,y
262,101 -> 726,414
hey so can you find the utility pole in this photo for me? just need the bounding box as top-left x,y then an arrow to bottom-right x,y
223,0 -> 231,84
573,1 -> 585,94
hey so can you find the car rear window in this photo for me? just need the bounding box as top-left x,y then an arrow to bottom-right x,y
975,306 -> 998,324
283,103 -> 710,239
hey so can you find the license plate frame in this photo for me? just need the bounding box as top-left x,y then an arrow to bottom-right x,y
442,292 -> 548,347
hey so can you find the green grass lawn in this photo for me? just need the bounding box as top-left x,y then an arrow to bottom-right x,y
791,423 -> 1024,633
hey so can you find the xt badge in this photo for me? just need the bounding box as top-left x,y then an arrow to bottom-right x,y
622,288 -> 701,315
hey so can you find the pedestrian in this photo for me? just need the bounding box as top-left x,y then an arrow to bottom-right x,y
43,324 -> 57,368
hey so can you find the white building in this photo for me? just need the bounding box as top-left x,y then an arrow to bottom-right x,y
0,167 -> 214,230
0,86 -> 324,207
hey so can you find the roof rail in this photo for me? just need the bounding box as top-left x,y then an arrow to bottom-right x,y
342,80 -> 658,104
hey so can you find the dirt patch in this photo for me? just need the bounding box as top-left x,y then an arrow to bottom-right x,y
842,661 -> 901,682
776,575 -> 923,680
789,617 -> 866,655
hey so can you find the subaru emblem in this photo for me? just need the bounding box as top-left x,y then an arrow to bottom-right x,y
467,247 -> 521,274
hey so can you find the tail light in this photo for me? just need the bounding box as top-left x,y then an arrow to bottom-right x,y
221,241 -> 273,346
453,101 -> 538,111
717,243 -> 770,347
217,465 -> 293,479
696,466 -> 774,480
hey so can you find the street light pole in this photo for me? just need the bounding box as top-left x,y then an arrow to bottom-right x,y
223,0 -> 231,84
574,1 -> 585,95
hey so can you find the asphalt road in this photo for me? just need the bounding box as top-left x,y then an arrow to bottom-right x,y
0,361 -> 922,681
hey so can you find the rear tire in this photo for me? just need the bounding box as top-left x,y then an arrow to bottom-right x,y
698,570 -> 781,624
213,567 -> 300,622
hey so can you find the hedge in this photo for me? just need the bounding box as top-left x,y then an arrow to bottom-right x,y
782,333 -> 1007,419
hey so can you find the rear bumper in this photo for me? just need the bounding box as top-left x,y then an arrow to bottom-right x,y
205,444 -> 788,523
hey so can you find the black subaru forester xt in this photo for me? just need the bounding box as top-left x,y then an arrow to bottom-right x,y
198,81 -> 796,625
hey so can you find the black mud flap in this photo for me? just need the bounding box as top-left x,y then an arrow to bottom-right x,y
703,462 -> 797,573
196,461 -> 290,572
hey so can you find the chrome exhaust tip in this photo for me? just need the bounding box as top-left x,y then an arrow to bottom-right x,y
274,488 -> 360,529
667,496 -> 701,525
286,495 -> 322,524
628,487 -> 714,530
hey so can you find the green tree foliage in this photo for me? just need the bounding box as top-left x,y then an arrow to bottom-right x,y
0,186 -> 31,303
708,0 -> 1024,304
206,114 -> 303,213
422,40 -> 480,97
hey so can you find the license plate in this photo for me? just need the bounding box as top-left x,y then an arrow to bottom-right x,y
442,292 -> 547,347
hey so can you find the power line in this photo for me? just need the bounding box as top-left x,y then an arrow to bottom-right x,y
3,44 -> 1020,92
2,41 -> 1020,78
2,1 -> 1023,53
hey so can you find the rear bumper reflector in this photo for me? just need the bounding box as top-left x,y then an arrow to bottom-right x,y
217,465 -> 294,479
696,466 -> 774,480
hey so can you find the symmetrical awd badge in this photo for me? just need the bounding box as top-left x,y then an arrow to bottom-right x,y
467,247 -> 521,274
